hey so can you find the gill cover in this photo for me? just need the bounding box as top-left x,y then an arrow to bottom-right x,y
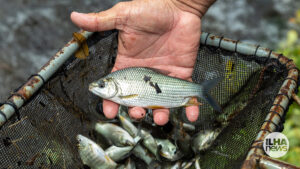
91,78 -> 118,99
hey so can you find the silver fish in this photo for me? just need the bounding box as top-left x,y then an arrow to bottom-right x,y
76,135 -> 117,169
118,113 -> 158,156
95,122 -> 135,146
105,145 -> 133,162
195,156 -> 201,169
192,128 -> 222,153
156,139 -> 183,161
118,105 -> 132,121
182,123 -> 195,131
118,112 -> 138,137
89,67 -> 222,111
140,130 -> 158,156
182,160 -> 194,169
132,145 -> 154,165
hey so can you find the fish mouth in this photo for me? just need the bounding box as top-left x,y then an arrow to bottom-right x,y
76,134 -> 83,141
160,152 -> 171,159
76,135 -> 85,148
89,82 -> 98,91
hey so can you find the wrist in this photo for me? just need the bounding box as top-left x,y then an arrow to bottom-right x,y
170,0 -> 216,18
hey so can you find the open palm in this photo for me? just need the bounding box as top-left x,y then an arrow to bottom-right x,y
71,0 -> 202,125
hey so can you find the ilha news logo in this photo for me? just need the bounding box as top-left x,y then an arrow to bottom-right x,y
263,132 -> 289,158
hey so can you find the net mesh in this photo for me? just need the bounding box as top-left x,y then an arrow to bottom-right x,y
0,31 -> 291,169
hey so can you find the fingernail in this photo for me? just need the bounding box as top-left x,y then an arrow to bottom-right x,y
71,11 -> 85,16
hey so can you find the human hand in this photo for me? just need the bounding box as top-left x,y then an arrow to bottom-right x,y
71,0 -> 215,125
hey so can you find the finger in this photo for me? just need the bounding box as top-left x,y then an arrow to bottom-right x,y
70,2 -> 127,32
185,106 -> 199,122
70,11 -> 116,32
103,100 -> 119,119
153,109 -> 170,126
129,107 -> 146,119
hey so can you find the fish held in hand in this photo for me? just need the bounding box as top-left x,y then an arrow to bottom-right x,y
89,67 -> 222,112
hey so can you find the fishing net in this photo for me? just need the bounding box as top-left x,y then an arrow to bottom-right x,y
0,30 -> 297,169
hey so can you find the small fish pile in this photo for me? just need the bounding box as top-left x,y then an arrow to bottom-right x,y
76,106 -> 224,169
89,67 -> 222,112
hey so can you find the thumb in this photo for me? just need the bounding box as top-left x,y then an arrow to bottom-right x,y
70,2 -> 128,32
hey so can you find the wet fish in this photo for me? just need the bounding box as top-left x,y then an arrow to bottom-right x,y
95,122 -> 135,146
156,139 -> 183,161
132,144 -> 154,165
182,123 -> 195,131
76,135 -> 117,169
140,130 -> 158,156
182,161 -> 194,169
118,112 -> 138,137
118,113 -> 158,156
118,105 -> 132,120
195,156 -> 201,169
191,128 -> 222,153
89,67 -> 222,112
105,145 -> 133,162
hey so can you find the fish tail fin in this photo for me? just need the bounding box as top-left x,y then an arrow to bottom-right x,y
199,77 -> 223,113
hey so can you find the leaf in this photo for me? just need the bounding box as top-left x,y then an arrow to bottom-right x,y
287,30 -> 298,46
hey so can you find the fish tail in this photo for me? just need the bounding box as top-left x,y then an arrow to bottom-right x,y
199,77 -> 223,113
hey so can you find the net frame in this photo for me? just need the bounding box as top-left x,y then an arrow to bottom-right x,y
200,33 -> 299,169
0,30 -> 299,169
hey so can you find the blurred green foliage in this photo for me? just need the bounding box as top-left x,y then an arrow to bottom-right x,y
277,10 -> 300,167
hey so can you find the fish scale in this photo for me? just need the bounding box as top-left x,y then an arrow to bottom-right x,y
113,80 -> 195,108
89,67 -> 222,112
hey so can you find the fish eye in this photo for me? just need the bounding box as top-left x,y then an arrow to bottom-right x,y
99,80 -> 105,88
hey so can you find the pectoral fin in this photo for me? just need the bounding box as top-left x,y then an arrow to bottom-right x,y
147,105 -> 166,109
119,94 -> 139,99
184,97 -> 203,106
